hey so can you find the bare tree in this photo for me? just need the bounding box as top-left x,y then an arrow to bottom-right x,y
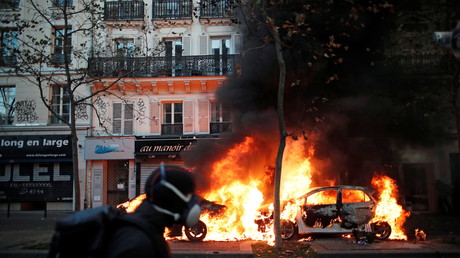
1,0 -> 153,210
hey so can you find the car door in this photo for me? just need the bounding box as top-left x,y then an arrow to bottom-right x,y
338,188 -> 375,228
301,188 -> 339,228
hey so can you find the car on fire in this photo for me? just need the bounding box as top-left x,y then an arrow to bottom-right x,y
255,185 -> 392,241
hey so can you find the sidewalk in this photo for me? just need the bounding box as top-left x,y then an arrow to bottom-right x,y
0,211 -> 460,257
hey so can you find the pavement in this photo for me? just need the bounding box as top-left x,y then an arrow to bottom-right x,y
0,210 -> 460,257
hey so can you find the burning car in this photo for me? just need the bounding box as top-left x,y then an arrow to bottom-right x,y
255,185 -> 392,241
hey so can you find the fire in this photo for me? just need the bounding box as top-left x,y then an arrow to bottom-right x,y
117,194 -> 146,213
371,174 -> 410,240
117,137 -> 411,243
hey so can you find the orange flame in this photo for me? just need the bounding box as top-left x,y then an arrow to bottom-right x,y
117,138 -> 411,243
371,174 -> 410,240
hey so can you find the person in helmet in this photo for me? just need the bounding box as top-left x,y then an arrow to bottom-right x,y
106,164 -> 201,258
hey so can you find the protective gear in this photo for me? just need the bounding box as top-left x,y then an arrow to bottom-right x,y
146,163 -> 201,227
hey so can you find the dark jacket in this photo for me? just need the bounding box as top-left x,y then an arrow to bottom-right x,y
105,200 -> 174,258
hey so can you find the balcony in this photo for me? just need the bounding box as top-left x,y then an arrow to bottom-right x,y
210,122 -> 232,134
152,0 -> 192,20
88,54 -> 239,78
0,0 -> 19,9
104,1 -> 144,21
200,0 -> 237,18
162,124 -> 183,135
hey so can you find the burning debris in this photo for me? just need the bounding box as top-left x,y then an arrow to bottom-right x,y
415,229 -> 426,241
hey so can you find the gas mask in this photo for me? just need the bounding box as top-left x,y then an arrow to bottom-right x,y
151,163 -> 201,227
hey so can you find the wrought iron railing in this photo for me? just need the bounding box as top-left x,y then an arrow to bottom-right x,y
210,122 -> 232,134
104,1 -> 144,21
161,124 -> 183,135
0,0 -> 19,9
88,54 -> 239,78
152,0 -> 192,20
199,0 -> 237,18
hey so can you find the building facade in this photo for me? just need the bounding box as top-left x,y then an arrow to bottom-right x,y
0,0 -> 242,210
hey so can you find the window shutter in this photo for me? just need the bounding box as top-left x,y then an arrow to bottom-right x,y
199,35 -> 208,55
113,103 -> 122,134
124,103 -> 134,135
150,101 -> 160,134
198,100 -> 209,133
183,100 -> 194,134
234,34 -> 242,54
182,35 -> 191,56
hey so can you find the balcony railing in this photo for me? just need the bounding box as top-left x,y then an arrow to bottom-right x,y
200,0 -> 237,18
152,0 -> 192,20
162,124 -> 183,135
210,122 -> 232,134
88,54 -> 239,78
104,1 -> 144,21
0,0 -> 19,9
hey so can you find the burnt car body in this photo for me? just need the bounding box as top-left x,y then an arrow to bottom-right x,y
255,185 -> 392,241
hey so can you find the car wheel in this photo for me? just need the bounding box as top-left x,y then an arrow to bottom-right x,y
372,221 -> 392,240
184,220 -> 207,241
280,220 -> 297,240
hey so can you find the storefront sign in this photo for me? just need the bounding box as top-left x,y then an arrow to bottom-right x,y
0,162 -> 73,202
135,139 -> 196,155
85,137 -> 135,160
0,135 -> 72,162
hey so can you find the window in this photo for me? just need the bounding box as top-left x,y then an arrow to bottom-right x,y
210,102 -> 231,134
163,102 -> 182,124
50,86 -> 70,124
162,102 -> 183,135
341,189 -> 371,203
0,0 -> 19,9
51,0 -> 73,8
0,29 -> 18,66
211,102 -> 230,122
112,102 -> 133,135
115,39 -> 135,57
211,38 -> 231,75
211,38 -> 230,55
52,27 -> 72,64
164,39 -> 182,57
0,86 -> 15,125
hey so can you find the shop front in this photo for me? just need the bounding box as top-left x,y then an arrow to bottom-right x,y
134,138 -> 196,195
0,135 -> 73,211
85,137 -> 135,208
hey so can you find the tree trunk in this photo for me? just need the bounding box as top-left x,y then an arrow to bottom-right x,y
272,25 -> 287,249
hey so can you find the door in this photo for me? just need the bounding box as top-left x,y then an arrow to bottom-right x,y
339,188 -> 374,228
107,160 -> 129,205
302,188 -> 338,228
